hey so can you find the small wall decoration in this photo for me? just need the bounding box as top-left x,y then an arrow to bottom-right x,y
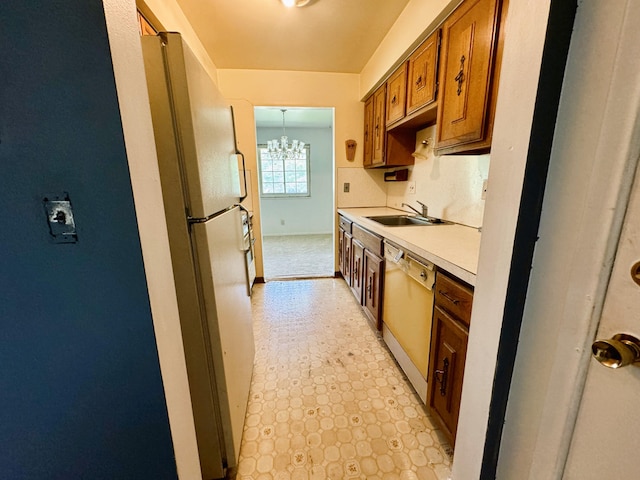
345,139 -> 357,161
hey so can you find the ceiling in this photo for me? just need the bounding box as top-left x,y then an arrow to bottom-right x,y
175,0 -> 411,74
254,106 -> 333,128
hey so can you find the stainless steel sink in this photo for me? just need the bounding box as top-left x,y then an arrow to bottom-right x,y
366,215 -> 445,226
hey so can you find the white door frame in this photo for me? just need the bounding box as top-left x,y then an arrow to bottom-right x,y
494,1 -> 640,478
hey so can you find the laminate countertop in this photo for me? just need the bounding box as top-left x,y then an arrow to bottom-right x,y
338,207 -> 481,286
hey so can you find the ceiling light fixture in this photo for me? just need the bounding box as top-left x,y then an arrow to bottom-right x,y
281,0 -> 311,7
267,109 -> 306,161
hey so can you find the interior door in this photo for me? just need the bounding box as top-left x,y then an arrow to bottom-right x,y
562,163 -> 640,478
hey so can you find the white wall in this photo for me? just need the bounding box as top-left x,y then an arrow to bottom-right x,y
258,126 -> 334,235
103,1 -> 201,478
359,0 -> 460,98
139,0 -> 218,85
453,0 -> 554,477
386,126 -> 489,228
497,2 -> 640,478
336,167 -> 387,208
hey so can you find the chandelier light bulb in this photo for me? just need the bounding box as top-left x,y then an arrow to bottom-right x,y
282,0 -> 295,7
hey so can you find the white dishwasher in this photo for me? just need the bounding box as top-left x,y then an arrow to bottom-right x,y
382,240 -> 435,403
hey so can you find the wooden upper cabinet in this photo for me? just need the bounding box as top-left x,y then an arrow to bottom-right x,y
435,0 -> 505,155
363,83 -> 415,169
363,97 -> 374,167
386,62 -> 408,126
407,29 -> 440,115
371,84 -> 387,166
138,12 -> 157,36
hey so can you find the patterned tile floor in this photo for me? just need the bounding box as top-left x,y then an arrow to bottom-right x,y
237,279 -> 452,480
262,234 -> 334,280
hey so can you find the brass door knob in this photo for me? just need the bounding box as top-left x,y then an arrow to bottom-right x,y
592,333 -> 640,369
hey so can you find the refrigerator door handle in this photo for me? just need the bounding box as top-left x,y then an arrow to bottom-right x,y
236,150 -> 248,201
230,106 -> 248,201
188,206 -> 235,225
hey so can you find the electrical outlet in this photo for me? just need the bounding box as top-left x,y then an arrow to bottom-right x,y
482,179 -> 488,200
343,182 -> 350,193
408,181 -> 416,194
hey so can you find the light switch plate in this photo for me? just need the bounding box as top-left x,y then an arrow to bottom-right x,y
482,179 -> 488,200
408,181 -> 416,194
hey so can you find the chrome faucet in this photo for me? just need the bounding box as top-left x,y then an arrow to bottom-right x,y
402,201 -> 428,219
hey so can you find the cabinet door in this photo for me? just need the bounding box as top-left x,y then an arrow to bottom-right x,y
363,250 -> 383,330
343,232 -> 353,286
350,240 -> 365,303
407,30 -> 440,114
427,306 -> 468,446
363,97 -> 374,167
435,0 -> 501,154
386,62 -> 408,126
371,85 -> 386,166
338,228 -> 345,275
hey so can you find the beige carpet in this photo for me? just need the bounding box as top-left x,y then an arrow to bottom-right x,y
262,234 -> 334,280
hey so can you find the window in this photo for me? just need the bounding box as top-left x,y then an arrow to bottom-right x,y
258,145 -> 310,196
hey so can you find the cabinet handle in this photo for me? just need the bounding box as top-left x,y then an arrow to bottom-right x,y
434,357 -> 449,396
415,75 -> 423,86
438,290 -> 460,305
391,94 -> 397,104
455,55 -> 466,96
367,276 -> 373,299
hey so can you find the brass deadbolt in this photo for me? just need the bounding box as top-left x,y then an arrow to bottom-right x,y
592,333 -> 640,369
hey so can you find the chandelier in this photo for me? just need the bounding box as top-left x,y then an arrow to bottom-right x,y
267,109 -> 306,161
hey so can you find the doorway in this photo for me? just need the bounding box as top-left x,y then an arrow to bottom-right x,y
254,106 -> 335,280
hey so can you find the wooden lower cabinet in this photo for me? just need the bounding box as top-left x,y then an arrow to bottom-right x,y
339,217 -> 385,330
427,306 -> 468,445
427,270 -> 474,447
350,240 -> 365,302
363,250 -> 383,329
339,215 -> 353,284
341,231 -> 352,286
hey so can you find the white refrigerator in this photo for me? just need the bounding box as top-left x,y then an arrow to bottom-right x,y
142,32 -> 255,480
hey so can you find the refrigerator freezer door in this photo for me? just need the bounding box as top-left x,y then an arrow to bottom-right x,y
154,33 -> 242,218
192,206 -> 255,469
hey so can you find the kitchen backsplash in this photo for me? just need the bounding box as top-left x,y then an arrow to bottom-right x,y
387,125 -> 489,228
337,167 -> 387,207
337,125 -> 489,228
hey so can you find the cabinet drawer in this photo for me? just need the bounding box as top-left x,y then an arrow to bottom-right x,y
339,215 -> 352,233
352,223 -> 383,256
435,271 -> 473,326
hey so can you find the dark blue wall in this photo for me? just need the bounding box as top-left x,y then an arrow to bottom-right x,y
0,1 -> 178,478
